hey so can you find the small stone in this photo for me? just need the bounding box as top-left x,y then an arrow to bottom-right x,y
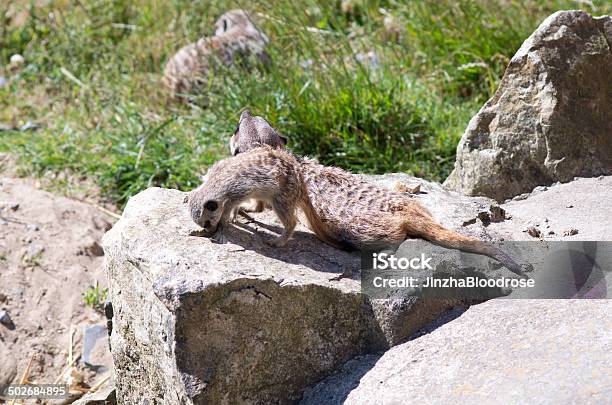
548,231 -> 555,235
19,121 -> 40,132
525,226 -> 542,238
81,323 -> 108,366
84,240 -> 104,257
26,223 -> 40,231
489,205 -> 506,223
92,217 -> 113,232
461,218 -> 477,227
598,175 -> 604,180
9,203 -> 19,211
0,76 -> 7,88
477,211 -> 491,226
563,229 -> 579,237
9,54 -> 25,66
407,184 -> 421,194
0,310 -> 15,329
566,204 -> 574,208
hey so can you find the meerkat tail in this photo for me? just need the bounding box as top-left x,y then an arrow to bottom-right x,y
405,216 -> 524,276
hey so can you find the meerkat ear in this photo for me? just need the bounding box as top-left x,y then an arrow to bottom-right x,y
230,133 -> 240,155
279,135 -> 288,145
239,109 -> 251,122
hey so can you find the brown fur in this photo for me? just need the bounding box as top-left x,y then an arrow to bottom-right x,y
163,10 -> 269,100
230,109 -> 287,156
189,147 -> 524,275
228,109 -> 287,214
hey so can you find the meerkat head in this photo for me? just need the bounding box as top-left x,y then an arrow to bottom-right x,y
188,182 -> 225,233
229,109 -> 287,155
214,9 -> 265,40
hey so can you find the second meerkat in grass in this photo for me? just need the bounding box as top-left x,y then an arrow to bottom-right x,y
188,146 -> 525,275
163,10 -> 269,100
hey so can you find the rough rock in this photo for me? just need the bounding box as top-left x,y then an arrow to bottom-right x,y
332,300 -> 611,405
445,11 -> 612,201
104,173 -> 612,403
102,175 -> 512,404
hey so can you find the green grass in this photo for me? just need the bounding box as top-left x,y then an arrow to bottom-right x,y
1,0 -> 610,206
82,283 -> 109,311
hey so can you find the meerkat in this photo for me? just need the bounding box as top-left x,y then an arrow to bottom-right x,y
228,109 -> 287,213
230,109 -> 287,156
188,146 -> 305,247
229,109 -> 419,195
188,146 -> 525,276
163,9 -> 269,100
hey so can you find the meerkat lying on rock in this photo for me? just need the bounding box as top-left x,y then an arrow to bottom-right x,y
188,146 -> 526,276
163,10 -> 269,100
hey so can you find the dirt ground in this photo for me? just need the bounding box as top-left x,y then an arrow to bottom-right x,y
0,154 -> 116,402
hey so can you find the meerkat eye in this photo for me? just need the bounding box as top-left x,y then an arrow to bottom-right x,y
204,200 -> 218,212
223,19 -> 228,32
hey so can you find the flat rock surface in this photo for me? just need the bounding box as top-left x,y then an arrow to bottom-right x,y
489,176 -> 612,241
341,299 -> 612,405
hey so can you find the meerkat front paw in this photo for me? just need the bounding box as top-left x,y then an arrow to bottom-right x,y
188,228 -> 208,237
393,182 -> 421,194
229,207 -> 239,223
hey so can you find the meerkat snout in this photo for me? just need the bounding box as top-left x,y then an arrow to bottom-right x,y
189,196 -> 223,232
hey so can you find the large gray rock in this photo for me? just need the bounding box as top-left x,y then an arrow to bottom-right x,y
104,173 -> 611,403
445,11 -> 612,201
340,300 -> 612,405
104,178 -> 500,404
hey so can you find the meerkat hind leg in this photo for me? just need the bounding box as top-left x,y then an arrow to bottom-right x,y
245,199 -> 265,213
